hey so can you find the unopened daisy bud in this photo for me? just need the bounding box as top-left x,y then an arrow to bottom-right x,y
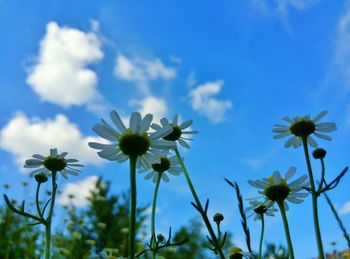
229,247 -> 243,259
35,172 -> 48,183
157,233 -> 166,243
4,184 -> 10,189
312,148 -> 327,159
213,213 -> 224,224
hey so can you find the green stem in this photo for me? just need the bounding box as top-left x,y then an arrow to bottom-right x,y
129,156 -> 137,259
277,201 -> 294,259
151,173 -> 162,259
175,148 -> 226,259
45,171 -> 57,259
258,215 -> 265,259
302,139 -> 325,259
35,183 -> 44,221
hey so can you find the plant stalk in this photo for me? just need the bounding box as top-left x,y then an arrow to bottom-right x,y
129,156 -> 137,259
151,173 -> 162,259
302,139 -> 324,259
277,201 -> 294,259
45,171 -> 57,259
258,215 -> 265,259
175,148 -> 226,259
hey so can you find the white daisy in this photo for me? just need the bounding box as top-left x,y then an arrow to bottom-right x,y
248,167 -> 309,209
151,115 -> 198,149
88,111 -> 176,168
138,155 -> 183,183
24,148 -> 83,179
272,111 -> 337,148
246,199 -> 277,221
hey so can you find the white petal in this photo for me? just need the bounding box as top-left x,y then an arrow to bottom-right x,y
66,159 -> 79,163
63,169 -> 79,176
173,115 -> 179,125
272,128 -> 289,133
307,136 -> 318,148
25,159 -> 43,166
28,168 -> 45,176
89,142 -> 115,150
32,154 -> 45,160
272,171 -> 282,183
286,196 -> 303,204
151,140 -> 176,149
145,171 -> 156,180
273,133 -> 290,139
292,138 -> 302,148
282,116 -> 293,123
149,126 -> 173,140
93,124 -> 118,141
182,130 -> 199,135
161,173 -> 170,182
101,119 -> 120,137
50,148 -> 58,157
24,163 -> 41,168
110,110 -> 127,133
140,114 -> 153,133
289,175 -> 308,188
151,123 -> 162,130
284,167 -> 296,180
160,117 -> 170,127
290,192 -> 308,198
314,132 -> 332,141
313,111 -> 327,122
180,119 -> 192,129
178,139 -> 190,149
316,122 -> 337,132
284,136 -> 297,148
130,112 -> 142,133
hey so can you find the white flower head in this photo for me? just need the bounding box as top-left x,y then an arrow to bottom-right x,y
24,148 -> 83,179
138,155 -> 183,183
246,199 -> 277,221
151,115 -> 198,149
88,111 -> 176,168
273,111 -> 337,148
248,167 -> 309,209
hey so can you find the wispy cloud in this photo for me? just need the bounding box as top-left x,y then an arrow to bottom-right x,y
26,21 -> 104,108
58,176 -> 98,207
114,53 -> 176,96
189,80 -> 232,123
0,112 -> 104,168
331,5 -> 350,90
339,201 -> 350,215
250,0 -> 320,29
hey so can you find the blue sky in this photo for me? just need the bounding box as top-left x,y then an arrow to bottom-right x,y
1,0 -> 350,257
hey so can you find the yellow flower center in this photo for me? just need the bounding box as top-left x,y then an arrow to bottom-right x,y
265,182 -> 290,202
164,125 -> 182,141
289,118 -> 316,138
43,157 -> 66,172
152,157 -> 171,173
118,132 -> 150,157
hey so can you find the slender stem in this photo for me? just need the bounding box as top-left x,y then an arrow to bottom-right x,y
174,148 -> 226,259
323,192 -> 350,250
151,173 -> 162,259
45,171 -> 57,259
35,183 -> 44,221
258,215 -> 265,259
277,201 -> 294,259
302,139 -> 325,259
129,156 -> 137,259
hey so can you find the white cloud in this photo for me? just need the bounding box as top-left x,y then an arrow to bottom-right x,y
130,96 -> 167,124
189,80 -> 232,123
339,201 -> 350,215
114,54 -> 176,95
58,176 -> 98,207
251,0 -> 319,16
332,6 -> 350,88
0,112 -> 104,167
26,21 -> 103,108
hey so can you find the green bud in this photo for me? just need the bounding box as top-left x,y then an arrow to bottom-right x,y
213,213 -> 224,224
35,173 -> 48,183
312,148 -> 327,159
157,233 -> 166,243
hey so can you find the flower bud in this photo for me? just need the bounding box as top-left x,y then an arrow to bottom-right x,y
229,247 -> 243,259
35,172 -> 48,183
157,233 -> 166,243
213,213 -> 224,224
312,148 -> 327,159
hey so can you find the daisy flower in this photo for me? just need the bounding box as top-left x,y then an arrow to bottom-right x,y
272,111 -> 337,148
24,148 -> 83,179
138,155 -> 183,183
151,115 -> 198,149
246,199 -> 277,221
88,111 -> 176,168
248,167 -> 309,209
